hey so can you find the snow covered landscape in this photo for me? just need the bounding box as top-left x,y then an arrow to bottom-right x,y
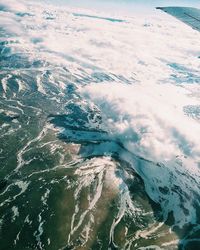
0,0 -> 200,249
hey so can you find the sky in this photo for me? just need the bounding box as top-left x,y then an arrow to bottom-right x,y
45,0 -> 200,11
38,0 -> 200,16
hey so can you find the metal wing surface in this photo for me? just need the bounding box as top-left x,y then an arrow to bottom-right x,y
156,7 -> 200,32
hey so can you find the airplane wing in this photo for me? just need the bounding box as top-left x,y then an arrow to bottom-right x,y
156,7 -> 200,32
